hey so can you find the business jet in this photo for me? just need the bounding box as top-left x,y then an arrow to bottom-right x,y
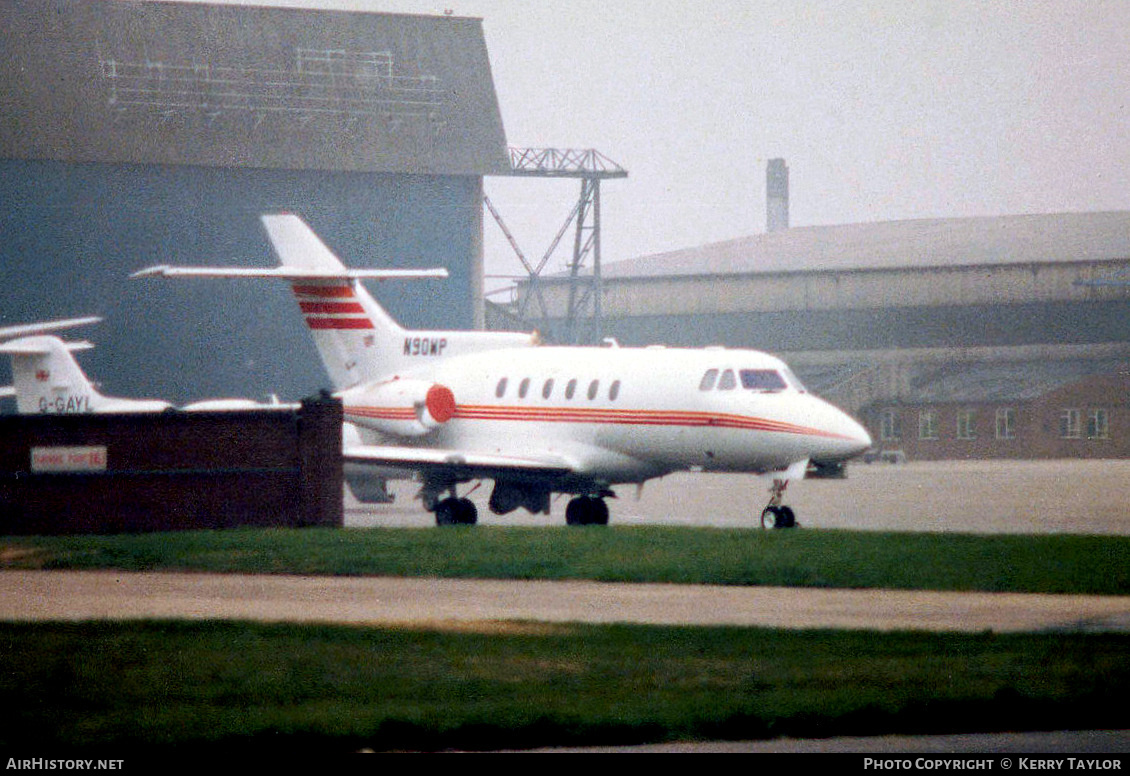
134,215 -> 872,528
0,334 -> 286,414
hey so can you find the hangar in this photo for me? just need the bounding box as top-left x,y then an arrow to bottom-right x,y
507,208 -> 1130,460
0,0 -> 509,404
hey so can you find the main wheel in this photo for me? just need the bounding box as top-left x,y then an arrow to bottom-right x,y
435,497 -> 477,526
565,496 -> 609,526
455,497 -> 478,525
565,497 -> 587,526
435,498 -> 459,526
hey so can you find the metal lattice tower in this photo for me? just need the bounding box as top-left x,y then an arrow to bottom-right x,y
486,147 -> 627,344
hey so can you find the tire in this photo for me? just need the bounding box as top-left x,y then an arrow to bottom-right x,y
435,499 -> 459,526
565,497 -> 586,526
456,498 -> 478,526
566,496 -> 608,526
760,506 -> 780,530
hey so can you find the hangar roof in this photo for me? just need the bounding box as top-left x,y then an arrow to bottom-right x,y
597,211 -> 1130,280
0,0 -> 509,175
901,359 -> 1126,404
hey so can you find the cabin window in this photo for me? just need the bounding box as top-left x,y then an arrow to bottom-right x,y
717,369 -> 737,390
587,380 -> 600,400
518,378 -> 530,399
495,377 -> 508,398
699,369 -> 718,391
565,379 -> 578,399
740,369 -> 788,391
542,379 -> 555,399
609,380 -> 621,401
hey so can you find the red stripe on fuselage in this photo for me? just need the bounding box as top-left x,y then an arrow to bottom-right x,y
345,403 -> 854,440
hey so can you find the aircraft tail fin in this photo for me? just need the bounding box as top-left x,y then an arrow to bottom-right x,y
0,336 -> 171,414
133,214 -> 536,391
259,214 -> 410,389
0,336 -> 104,414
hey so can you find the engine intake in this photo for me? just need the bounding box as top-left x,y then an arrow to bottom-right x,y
341,378 -> 456,437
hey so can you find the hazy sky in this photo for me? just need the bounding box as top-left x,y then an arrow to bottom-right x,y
172,0 -> 1130,290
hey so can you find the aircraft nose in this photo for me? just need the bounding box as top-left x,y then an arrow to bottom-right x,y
844,415 -> 873,456
820,401 -> 872,459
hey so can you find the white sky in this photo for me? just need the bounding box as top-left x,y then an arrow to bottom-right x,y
164,1 -> 1130,291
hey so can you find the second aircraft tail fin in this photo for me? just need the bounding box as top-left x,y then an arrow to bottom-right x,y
0,335 -> 171,414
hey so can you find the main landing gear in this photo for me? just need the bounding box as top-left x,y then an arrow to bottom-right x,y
427,485 -> 610,527
565,495 -> 609,526
760,477 -> 797,530
431,491 -> 478,526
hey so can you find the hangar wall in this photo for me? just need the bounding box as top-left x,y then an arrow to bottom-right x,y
0,159 -> 482,403
0,0 -> 507,404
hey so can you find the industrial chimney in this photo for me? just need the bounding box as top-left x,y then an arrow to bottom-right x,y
766,158 -> 789,232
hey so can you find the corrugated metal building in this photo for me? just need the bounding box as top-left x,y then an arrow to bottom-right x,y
511,211 -> 1130,459
1,0 -> 509,404
521,212 -> 1130,352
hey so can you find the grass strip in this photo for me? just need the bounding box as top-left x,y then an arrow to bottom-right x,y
3,526 -> 1130,594
2,620 -> 1128,752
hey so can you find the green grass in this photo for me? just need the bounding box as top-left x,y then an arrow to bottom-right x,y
4,526 -> 1130,594
2,621 -> 1127,752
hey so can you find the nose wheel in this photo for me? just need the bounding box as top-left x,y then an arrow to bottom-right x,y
760,478 -> 797,530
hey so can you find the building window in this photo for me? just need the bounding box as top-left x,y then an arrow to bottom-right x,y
957,410 -> 976,440
918,410 -> 938,440
880,409 -> 901,442
1060,409 -> 1082,439
995,408 -> 1016,440
1087,409 -> 1109,439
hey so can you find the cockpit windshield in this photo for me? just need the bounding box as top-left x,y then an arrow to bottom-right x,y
700,367 -> 805,393
739,369 -> 788,392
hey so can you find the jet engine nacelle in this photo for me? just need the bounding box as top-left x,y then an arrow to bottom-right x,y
342,378 -> 456,437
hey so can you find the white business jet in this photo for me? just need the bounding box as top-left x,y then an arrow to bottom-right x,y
0,334 -> 285,414
134,215 -> 872,528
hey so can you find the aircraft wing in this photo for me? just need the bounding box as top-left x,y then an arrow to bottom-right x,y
344,444 -> 575,480
132,266 -> 448,281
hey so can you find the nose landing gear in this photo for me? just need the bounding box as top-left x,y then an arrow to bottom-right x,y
760,477 -> 797,530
